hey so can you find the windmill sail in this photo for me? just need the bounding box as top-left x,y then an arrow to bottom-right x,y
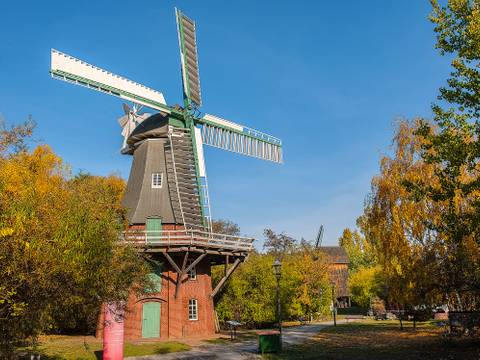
50,49 -> 170,113
315,225 -> 324,248
200,113 -> 283,163
176,9 -> 202,107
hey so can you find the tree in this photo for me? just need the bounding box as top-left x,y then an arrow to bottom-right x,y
338,228 -> 376,273
362,119 -> 444,310
348,266 -> 383,308
338,227 -> 382,307
263,229 -> 296,258
211,219 -> 240,236
0,121 -> 149,356
215,229 -> 330,326
408,0 -> 480,307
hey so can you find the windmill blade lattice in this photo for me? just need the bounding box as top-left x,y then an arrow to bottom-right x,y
200,114 -> 282,163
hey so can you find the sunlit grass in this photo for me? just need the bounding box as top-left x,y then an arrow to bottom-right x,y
21,335 -> 190,359
264,320 -> 480,360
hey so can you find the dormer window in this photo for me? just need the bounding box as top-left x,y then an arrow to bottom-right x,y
152,172 -> 163,188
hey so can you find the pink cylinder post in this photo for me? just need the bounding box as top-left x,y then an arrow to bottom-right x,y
103,302 -> 125,360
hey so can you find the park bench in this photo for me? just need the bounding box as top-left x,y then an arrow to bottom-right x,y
449,311 -> 480,336
297,316 -> 308,325
225,320 -> 242,340
345,315 -> 364,322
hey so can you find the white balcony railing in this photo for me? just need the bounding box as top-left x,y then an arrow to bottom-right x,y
122,229 -> 255,252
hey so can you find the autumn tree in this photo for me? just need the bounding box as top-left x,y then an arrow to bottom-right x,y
408,0 -> 480,308
361,119 -> 445,310
0,120 -> 149,356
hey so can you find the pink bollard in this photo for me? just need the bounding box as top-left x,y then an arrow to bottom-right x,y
103,302 -> 125,360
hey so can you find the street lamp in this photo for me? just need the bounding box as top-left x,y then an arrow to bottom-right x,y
273,259 -> 282,334
318,287 -> 323,317
331,282 -> 337,327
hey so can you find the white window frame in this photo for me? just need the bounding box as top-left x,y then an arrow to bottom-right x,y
188,299 -> 198,321
188,260 -> 197,280
151,172 -> 163,189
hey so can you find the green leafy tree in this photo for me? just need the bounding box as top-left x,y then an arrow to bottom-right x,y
348,266 -> 384,308
338,226 -> 382,307
338,228 -> 376,273
215,228 -> 330,327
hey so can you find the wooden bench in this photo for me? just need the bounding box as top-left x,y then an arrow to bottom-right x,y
345,315 -> 364,322
449,311 -> 480,336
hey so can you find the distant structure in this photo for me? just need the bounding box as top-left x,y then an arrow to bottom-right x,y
318,244 -> 350,308
314,225 -> 324,248
50,8 -> 282,341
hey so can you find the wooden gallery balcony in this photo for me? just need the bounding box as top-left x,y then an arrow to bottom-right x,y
121,229 -> 255,260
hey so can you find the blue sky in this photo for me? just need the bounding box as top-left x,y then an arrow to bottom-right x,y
0,1 -> 450,247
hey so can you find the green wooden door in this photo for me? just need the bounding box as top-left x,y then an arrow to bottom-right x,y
142,302 -> 160,338
146,218 -> 162,244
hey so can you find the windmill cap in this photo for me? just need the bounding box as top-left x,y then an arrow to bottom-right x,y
127,112 -> 170,146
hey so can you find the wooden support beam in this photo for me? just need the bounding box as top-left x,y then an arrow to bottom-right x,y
184,253 -> 206,275
181,251 -> 189,270
174,252 -> 190,299
211,258 -> 242,298
163,252 -> 181,274
224,255 -> 229,276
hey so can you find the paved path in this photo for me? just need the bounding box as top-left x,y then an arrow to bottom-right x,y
128,320 -> 348,360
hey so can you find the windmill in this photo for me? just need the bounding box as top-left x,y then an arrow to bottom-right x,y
50,9 -> 282,342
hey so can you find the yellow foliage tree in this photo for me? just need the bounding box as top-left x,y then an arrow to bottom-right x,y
0,121 -> 148,356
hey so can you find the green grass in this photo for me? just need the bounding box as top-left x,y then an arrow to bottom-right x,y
264,320 -> 480,360
20,335 -> 190,359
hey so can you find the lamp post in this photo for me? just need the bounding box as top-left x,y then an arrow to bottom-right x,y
331,282 -> 337,327
273,258 -> 282,334
319,287 -> 323,318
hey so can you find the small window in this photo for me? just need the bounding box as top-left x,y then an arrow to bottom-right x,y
188,260 -> 197,280
152,172 -> 163,188
188,299 -> 198,321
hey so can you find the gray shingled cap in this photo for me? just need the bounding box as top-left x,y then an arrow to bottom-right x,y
127,112 -> 170,146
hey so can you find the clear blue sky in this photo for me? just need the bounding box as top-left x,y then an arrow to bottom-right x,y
0,1 -> 450,247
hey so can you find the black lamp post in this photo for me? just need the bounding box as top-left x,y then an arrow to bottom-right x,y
273,258 -> 282,334
331,282 -> 337,327
319,287 -> 323,317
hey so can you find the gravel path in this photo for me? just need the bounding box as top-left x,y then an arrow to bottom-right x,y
127,320 -> 348,360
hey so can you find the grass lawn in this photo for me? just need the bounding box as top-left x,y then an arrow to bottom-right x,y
20,335 -> 190,359
264,320 -> 480,360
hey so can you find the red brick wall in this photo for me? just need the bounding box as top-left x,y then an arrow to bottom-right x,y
120,253 -> 215,340
98,223 -> 216,340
